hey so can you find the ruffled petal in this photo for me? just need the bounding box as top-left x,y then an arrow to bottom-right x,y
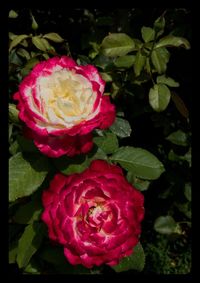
41,159 -> 144,268
14,56 -> 116,158
90,159 -> 123,176
33,132 -> 93,158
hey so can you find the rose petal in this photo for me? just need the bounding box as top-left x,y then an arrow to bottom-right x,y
64,247 -> 82,265
33,132 -> 93,158
41,160 -> 144,268
90,160 -> 123,176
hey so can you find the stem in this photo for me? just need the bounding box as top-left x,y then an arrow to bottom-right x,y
146,31 -> 158,85
149,70 -> 155,85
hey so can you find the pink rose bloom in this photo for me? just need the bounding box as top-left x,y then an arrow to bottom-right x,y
14,56 -> 115,157
41,160 -> 144,268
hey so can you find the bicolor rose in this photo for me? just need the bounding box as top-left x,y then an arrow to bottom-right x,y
41,160 -> 144,268
14,56 -> 115,157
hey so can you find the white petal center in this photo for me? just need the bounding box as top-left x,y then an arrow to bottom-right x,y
32,68 -> 100,129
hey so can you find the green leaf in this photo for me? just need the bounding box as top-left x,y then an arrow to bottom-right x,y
112,242 -> 145,272
94,132 -> 118,154
9,140 -> 20,156
77,55 -> 91,66
101,33 -> 135,57
144,42 -> 154,50
149,84 -> 171,112
134,50 -> 146,77
88,147 -> 108,162
126,172 -> 150,191
155,35 -> 190,49
133,38 -> 143,49
168,149 -> 181,162
17,136 -> 39,153
94,129 -> 104,136
9,153 -> 49,202
117,111 -> 125,117
100,72 -> 113,82
153,15 -> 165,36
21,57 -> 40,77
182,148 -> 191,167
24,259 -> 41,274
94,54 -> 114,70
134,178 -> 150,191
9,104 -> 19,124
141,26 -> 155,43
9,35 -> 29,52
42,53 -> 50,60
156,47 -> 170,63
43,32 -> 64,43
110,117 -> 132,138
88,42 -> 100,59
32,36 -> 47,51
16,223 -> 45,268
168,149 -> 191,166
111,146 -> 165,180
154,216 -> 182,235
9,241 -> 18,263
89,42 -> 100,59
111,82 -> 120,98
25,57 -> 40,69
114,55 -> 136,68
9,32 -> 17,40
184,183 -> 191,202
17,48 -> 30,60
20,39 -> 28,48
89,49 -> 99,60
156,75 -> 180,87
53,155 -> 88,175
9,124 -> 13,141
9,10 -> 18,18
40,38 -> 53,51
151,49 -> 168,74
14,195 -> 42,224
175,202 -> 191,219
165,130 -> 188,146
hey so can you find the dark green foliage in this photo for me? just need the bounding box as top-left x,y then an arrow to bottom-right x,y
143,234 -> 191,274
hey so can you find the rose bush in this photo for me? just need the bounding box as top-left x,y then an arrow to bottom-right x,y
14,56 -> 115,157
41,160 -> 144,268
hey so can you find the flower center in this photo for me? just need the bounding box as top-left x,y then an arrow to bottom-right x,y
85,203 -> 110,230
88,205 -> 102,217
37,68 -> 99,127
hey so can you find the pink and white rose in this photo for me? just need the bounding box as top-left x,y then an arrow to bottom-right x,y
41,160 -> 144,268
14,56 -> 115,157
